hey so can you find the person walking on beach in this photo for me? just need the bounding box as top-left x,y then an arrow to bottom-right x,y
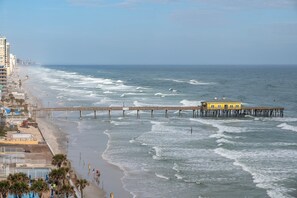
110,192 -> 114,198
96,169 -> 101,177
190,127 -> 193,135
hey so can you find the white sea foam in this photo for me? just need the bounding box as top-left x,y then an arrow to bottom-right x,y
215,148 -> 297,198
103,91 -> 113,94
133,101 -> 162,107
180,99 -> 201,106
216,138 -> 235,144
152,146 -> 162,160
120,92 -> 147,97
188,79 -> 213,85
174,174 -> 183,180
158,78 -> 185,83
191,118 -> 247,135
261,117 -> 297,122
136,86 -> 149,90
172,163 -> 180,173
209,133 -> 233,139
155,173 -> 170,180
158,78 -> 214,85
154,92 -> 166,97
277,123 -> 297,132
129,139 -> 136,144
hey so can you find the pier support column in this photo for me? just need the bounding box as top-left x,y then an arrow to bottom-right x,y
165,110 -> 168,118
137,110 -> 140,119
123,110 -> 125,117
193,110 -> 195,118
94,110 -> 97,119
79,110 -> 82,119
179,110 -> 181,117
108,110 -> 111,119
151,110 -> 154,118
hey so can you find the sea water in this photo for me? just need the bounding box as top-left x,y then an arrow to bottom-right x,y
22,65 -> 297,198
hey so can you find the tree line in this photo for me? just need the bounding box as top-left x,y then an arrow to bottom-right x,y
0,154 -> 89,198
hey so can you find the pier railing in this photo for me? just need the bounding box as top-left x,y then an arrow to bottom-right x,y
33,106 -> 284,119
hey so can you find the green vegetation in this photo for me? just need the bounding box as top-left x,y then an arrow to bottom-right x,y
0,180 -> 10,198
0,124 -> 7,137
1,154 -> 91,198
9,182 -> 30,198
59,184 -> 74,198
52,154 -> 67,168
30,178 -> 49,198
76,179 -> 89,198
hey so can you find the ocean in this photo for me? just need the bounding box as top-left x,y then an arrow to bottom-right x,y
21,65 -> 297,198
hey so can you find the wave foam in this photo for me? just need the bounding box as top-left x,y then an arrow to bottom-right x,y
152,146 -> 162,160
180,99 -> 201,106
188,79 -> 213,85
155,173 -> 170,180
277,123 -> 297,133
174,174 -> 183,180
158,78 -> 214,85
215,148 -> 296,198
172,163 -> 180,173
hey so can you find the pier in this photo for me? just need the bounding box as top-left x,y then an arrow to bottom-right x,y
33,106 -> 284,119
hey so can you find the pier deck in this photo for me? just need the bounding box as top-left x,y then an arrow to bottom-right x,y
34,106 -> 284,118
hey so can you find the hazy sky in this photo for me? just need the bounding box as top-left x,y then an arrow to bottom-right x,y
0,0 -> 297,65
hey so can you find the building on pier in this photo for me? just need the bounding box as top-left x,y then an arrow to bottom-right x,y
200,100 -> 283,117
201,100 -> 242,110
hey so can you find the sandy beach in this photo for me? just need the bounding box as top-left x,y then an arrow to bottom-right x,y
18,66 -> 107,198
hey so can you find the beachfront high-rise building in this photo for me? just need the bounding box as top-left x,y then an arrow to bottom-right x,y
5,42 -> 10,76
0,37 -> 6,66
0,36 -> 8,93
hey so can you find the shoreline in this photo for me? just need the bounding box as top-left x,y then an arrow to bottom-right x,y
18,66 -> 106,198
19,65 -> 131,198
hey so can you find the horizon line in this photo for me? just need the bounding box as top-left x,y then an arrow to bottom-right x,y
32,63 -> 297,67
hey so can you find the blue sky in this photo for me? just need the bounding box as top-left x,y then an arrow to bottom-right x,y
0,0 -> 297,65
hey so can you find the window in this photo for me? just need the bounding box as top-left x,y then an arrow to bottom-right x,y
211,105 -> 214,108
218,105 -> 221,108
236,105 -> 239,108
230,105 -> 234,108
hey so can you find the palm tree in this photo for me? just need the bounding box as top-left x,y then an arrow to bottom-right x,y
30,178 -> 49,198
9,182 -> 29,198
7,172 -> 30,184
0,180 -> 10,198
52,154 -> 67,168
59,184 -> 74,198
75,179 -> 89,198
49,168 -> 67,187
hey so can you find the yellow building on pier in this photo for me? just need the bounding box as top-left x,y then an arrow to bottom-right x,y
201,100 -> 242,110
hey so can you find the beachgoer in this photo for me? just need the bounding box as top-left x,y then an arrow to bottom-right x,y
110,192 -> 114,198
96,169 -> 101,177
190,127 -> 192,134
88,163 -> 91,174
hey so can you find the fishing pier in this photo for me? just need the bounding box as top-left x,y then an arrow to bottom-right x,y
34,105 -> 284,119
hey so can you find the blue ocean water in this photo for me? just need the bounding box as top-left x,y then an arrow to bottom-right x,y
22,65 -> 297,198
